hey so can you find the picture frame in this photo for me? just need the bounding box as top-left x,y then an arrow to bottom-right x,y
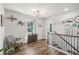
74,15 -> 79,23
27,21 -> 33,32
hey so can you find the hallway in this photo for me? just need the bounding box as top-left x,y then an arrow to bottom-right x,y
0,3 -> 79,55
15,39 -> 65,55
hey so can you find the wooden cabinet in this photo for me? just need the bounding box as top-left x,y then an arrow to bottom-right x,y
27,34 -> 37,43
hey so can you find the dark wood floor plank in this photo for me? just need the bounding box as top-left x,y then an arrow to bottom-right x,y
15,39 -> 65,55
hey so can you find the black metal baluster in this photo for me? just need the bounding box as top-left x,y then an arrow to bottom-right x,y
54,34 -> 56,46
53,34 -> 55,47
77,37 -> 78,55
52,34 -> 54,46
71,36 -> 72,55
56,34 -> 57,46
65,35 -> 66,53
52,33 -> 53,45
62,35 -> 64,50
54,34 -> 55,45
64,35 -> 65,52
63,35 -> 65,51
74,37 -> 76,55
63,36 -> 65,52
47,32 -> 49,45
59,35 -> 62,49
59,35 -> 60,48
56,34 -> 58,47
57,36 -> 60,47
66,35 -> 67,53
68,36 -> 69,54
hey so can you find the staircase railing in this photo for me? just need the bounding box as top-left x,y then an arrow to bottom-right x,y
47,31 -> 79,55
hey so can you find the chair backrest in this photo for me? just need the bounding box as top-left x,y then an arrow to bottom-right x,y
4,35 -> 16,48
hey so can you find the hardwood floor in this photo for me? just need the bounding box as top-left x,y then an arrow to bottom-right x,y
15,39 -> 65,55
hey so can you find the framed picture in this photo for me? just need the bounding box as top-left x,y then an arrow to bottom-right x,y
27,21 -> 33,32
77,24 -> 79,28
49,24 -> 52,32
72,23 -> 76,27
74,15 -> 79,23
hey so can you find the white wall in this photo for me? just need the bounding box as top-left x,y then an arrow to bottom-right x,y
0,4 -> 4,15
0,27 -> 5,55
0,4 -> 4,26
4,9 -> 27,43
36,18 -> 46,39
4,9 -> 46,43
0,4 -> 5,55
46,9 -> 79,35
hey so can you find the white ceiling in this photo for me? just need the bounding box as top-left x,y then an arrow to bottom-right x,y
2,3 -> 79,18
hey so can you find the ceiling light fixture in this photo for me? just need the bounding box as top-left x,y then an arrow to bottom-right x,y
64,8 -> 69,11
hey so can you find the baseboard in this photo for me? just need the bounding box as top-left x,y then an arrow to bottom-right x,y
38,38 -> 46,40
48,45 -> 70,55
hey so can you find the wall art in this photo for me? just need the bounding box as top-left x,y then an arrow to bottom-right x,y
27,21 -> 33,32
6,15 -> 17,22
74,15 -> 79,23
49,24 -> 52,32
18,21 -> 25,26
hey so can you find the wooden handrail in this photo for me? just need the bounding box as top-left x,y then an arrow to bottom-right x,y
53,31 -> 79,53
